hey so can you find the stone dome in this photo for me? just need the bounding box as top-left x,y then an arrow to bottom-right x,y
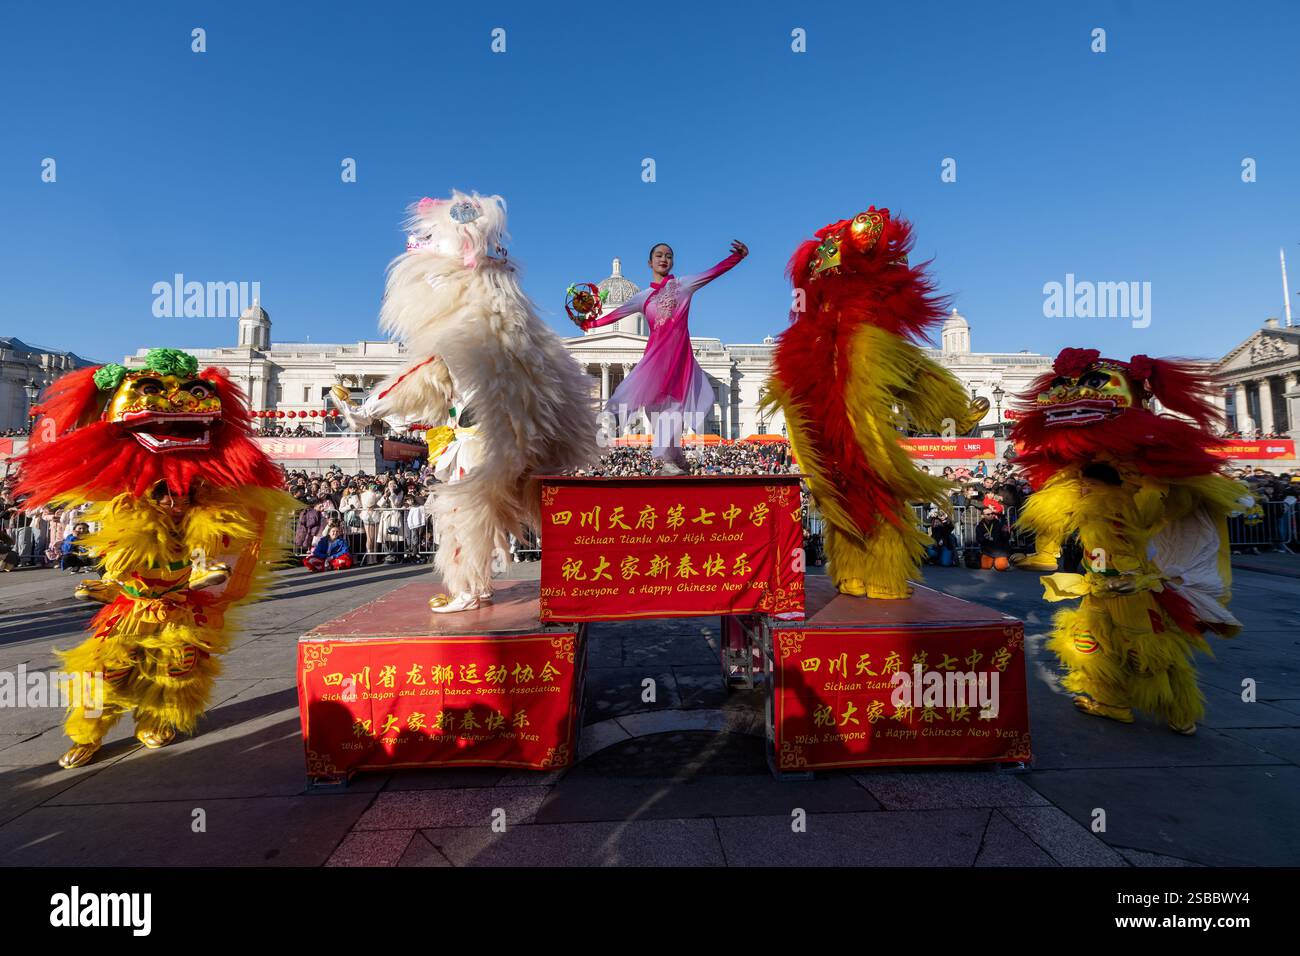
940,308 -> 971,354
597,257 -> 640,306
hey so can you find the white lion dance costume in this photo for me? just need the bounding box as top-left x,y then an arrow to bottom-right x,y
334,192 -> 598,612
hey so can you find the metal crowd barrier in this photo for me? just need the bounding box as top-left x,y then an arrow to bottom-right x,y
282,496 -> 1298,567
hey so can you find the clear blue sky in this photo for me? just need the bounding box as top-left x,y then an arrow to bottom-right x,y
2,0 -> 1297,365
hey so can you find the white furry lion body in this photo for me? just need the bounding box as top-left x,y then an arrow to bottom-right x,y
346,192 -> 598,598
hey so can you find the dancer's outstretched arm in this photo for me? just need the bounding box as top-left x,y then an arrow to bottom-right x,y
582,288 -> 650,330
679,240 -> 748,294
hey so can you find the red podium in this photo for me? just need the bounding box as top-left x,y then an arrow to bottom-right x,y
761,576 -> 1032,775
297,579 -> 584,785
538,475 -> 805,622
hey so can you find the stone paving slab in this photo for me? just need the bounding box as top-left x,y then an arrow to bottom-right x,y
327,829 -> 417,867
975,809 -> 1057,866
715,809 -> 990,866
532,773 -> 879,825
585,666 -> 681,720
0,793 -> 375,866
410,818 -> 726,867
1023,765 -> 1300,866
354,785 -> 551,830
850,769 -> 1051,810
998,805 -> 1126,866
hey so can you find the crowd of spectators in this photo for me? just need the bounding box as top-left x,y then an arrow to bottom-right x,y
575,441 -> 796,478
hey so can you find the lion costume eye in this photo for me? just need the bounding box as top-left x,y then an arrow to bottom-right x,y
185,382 -> 211,399
137,377 -> 164,396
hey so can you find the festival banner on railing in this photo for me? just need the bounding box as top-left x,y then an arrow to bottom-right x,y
255,437 -> 361,459
773,622 -> 1031,770
539,476 -> 805,622
0,438 -> 15,459
1210,440 -> 1296,460
298,631 -> 583,781
899,437 -> 997,459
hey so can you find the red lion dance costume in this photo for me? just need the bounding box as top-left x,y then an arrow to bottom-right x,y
14,348 -> 297,768
1012,349 -> 1245,734
762,206 -> 981,598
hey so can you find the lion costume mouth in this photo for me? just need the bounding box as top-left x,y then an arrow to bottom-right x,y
1040,398 -> 1118,427
120,411 -> 216,452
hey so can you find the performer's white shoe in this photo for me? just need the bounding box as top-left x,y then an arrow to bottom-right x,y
429,590 -> 493,613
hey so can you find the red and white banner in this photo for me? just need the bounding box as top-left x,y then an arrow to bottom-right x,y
255,437 -> 361,459
1210,439 -> 1296,460
298,631 -> 583,781
773,621 -> 1031,770
539,476 -> 805,622
900,437 -> 997,459
0,438 -> 16,460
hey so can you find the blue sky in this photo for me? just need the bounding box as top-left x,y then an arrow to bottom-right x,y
2,0 -> 1297,365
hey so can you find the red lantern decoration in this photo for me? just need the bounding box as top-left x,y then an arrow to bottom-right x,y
309,410 -> 318,417
287,411 -> 297,418
277,411 -> 285,418
330,409 -> 339,418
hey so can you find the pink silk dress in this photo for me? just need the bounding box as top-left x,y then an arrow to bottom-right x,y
586,252 -> 743,424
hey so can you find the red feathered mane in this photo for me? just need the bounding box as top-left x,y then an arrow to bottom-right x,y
14,365 -> 283,506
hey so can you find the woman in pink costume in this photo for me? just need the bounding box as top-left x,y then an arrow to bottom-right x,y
582,240 -> 748,474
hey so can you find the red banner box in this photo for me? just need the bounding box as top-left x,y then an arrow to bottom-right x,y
771,578 -> 1031,771
899,437 -> 997,459
1209,439 -> 1296,460
297,580 -> 583,782
539,476 -> 805,622
382,440 -> 427,461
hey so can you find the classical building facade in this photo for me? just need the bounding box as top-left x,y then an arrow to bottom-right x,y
117,270 -> 1057,439
0,337 -> 96,432
1213,317 -> 1300,437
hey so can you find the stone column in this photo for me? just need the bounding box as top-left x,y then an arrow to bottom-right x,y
600,362 -> 610,403
1259,377 -> 1275,434
715,380 -> 727,438
1235,383 -> 1251,432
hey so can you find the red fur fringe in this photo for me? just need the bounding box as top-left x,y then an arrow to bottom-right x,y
773,211 -> 947,537
14,365 -> 284,506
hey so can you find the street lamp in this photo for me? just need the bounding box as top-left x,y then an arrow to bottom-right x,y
23,379 -> 40,429
992,384 -> 1005,435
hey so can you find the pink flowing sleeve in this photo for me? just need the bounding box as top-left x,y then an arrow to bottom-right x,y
584,288 -> 650,330
679,252 -> 744,294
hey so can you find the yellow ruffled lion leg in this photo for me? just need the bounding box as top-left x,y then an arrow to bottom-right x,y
1011,533 -> 1061,571
824,524 -> 870,596
861,514 -> 926,600
1045,604 -> 1134,718
131,638 -> 222,740
55,636 -> 135,766
1122,626 -> 1207,730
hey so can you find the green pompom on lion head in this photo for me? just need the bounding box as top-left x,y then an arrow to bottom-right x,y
141,348 -> 199,379
93,364 -> 128,392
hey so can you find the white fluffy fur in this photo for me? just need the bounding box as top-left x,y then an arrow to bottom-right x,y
364,190 -> 599,597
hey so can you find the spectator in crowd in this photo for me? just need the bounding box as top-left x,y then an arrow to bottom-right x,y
304,525 -> 353,572
59,521 -> 95,574
294,497 -> 323,555
975,505 -> 1013,571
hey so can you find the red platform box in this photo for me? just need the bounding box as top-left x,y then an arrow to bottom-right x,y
297,579 -> 584,784
767,576 -> 1031,772
539,475 -> 805,622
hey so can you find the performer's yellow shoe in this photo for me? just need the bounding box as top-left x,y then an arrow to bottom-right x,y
837,578 -> 868,597
866,582 -> 912,599
136,726 -> 176,749
1072,696 -> 1134,723
1010,552 -> 1058,572
189,562 -> 231,591
74,580 -> 117,603
57,741 -> 102,769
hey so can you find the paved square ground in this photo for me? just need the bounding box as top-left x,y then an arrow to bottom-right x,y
2,556 -> 1296,867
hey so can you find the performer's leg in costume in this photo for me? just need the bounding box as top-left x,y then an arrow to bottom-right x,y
57,635 -> 136,767
130,633 -> 220,747
825,508 -> 923,600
